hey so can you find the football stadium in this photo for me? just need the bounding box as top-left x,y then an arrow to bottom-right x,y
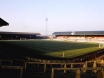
1,18 -> 104,78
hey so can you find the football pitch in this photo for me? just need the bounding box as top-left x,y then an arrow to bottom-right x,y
0,40 -> 102,59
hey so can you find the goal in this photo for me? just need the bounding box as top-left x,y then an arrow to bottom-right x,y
20,38 -> 26,40
99,43 -> 104,48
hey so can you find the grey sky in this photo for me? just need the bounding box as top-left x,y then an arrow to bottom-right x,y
0,0 -> 104,35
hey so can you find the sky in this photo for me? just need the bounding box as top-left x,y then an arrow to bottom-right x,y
0,0 -> 104,35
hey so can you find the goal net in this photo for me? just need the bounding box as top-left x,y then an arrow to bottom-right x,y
99,43 -> 104,48
20,38 -> 26,40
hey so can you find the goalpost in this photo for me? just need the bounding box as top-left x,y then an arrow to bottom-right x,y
99,43 -> 104,48
20,38 -> 26,40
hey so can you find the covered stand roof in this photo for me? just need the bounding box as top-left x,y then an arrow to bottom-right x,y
0,18 -> 9,27
53,31 -> 104,35
0,31 -> 41,35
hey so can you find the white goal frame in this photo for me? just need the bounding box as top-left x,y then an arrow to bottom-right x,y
99,43 -> 104,48
20,38 -> 26,40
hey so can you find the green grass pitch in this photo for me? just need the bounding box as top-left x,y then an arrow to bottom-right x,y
1,40 -> 102,59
